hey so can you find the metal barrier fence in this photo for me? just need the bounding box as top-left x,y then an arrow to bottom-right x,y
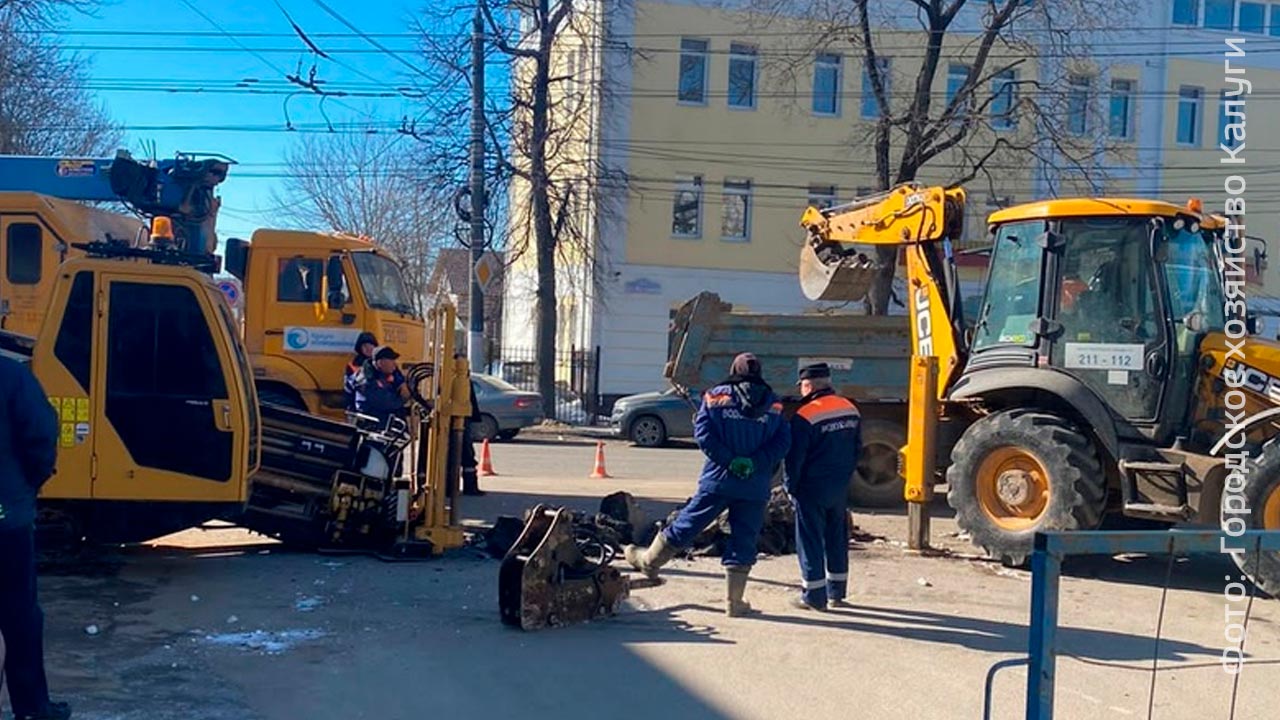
485,345 -> 602,425
984,529 -> 1280,720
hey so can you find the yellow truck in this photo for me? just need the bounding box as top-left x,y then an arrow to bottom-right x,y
0,151 -> 426,419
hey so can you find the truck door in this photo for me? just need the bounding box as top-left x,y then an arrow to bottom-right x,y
91,274 -> 247,502
1,216 -> 61,335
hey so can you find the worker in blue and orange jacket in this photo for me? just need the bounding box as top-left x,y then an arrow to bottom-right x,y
343,332 -> 378,413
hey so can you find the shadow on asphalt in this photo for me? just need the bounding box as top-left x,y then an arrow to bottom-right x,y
755,603 -> 1218,663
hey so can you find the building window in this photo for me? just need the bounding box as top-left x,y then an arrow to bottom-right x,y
721,180 -> 752,242
6,223 -> 41,285
861,57 -> 890,119
1241,1 -> 1267,31
855,186 -> 874,198
1205,0 -> 1235,29
1067,75 -> 1090,136
677,38 -> 708,104
945,63 -> 971,114
1177,86 -> 1203,146
1108,79 -> 1135,140
812,53 -> 841,116
672,176 -> 703,238
1220,89 -> 1243,149
1173,0 -> 1200,24
1271,3 -> 1280,35
728,43 -> 757,109
807,184 -> 838,209
990,69 -> 1017,130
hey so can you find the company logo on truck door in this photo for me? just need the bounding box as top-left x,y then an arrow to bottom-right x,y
283,327 -> 364,354
914,286 -> 934,356
1222,358 -> 1280,404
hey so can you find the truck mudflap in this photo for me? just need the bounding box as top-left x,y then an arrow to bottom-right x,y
498,505 -> 639,631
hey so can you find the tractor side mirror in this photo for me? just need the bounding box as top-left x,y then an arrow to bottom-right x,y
224,238 -> 248,281
325,255 -> 346,310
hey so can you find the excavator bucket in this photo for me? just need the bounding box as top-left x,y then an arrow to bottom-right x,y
498,505 -> 630,631
799,241 -> 881,302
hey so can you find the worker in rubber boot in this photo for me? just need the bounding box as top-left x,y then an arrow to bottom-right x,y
459,362 -> 485,497
0,357 -> 71,720
784,363 -> 861,611
343,332 -> 378,413
624,353 -> 790,617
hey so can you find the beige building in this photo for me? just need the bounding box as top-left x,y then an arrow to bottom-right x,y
502,0 -> 1280,402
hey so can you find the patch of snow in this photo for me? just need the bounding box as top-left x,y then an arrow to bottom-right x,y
294,596 -> 324,613
202,629 -> 326,655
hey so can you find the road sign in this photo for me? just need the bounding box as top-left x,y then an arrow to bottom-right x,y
473,253 -> 499,294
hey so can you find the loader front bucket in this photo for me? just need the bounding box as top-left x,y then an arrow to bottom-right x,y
799,241 -> 880,302
498,505 -> 630,631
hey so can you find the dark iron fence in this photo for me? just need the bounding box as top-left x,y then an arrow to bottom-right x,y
485,345 -> 602,425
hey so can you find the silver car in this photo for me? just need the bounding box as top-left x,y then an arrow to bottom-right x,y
470,373 -> 544,441
610,388 -> 698,447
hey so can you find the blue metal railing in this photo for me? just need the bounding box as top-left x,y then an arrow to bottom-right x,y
983,529 -> 1280,720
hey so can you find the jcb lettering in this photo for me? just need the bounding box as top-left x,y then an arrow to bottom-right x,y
915,287 -> 934,357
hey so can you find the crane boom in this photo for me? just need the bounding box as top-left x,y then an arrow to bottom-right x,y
0,150 -> 233,254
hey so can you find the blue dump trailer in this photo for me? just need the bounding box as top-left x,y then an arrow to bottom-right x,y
664,291 -> 912,508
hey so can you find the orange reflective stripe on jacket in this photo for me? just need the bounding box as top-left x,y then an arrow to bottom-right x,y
796,394 -> 860,425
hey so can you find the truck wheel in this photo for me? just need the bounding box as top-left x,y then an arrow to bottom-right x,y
629,415 -> 668,448
1225,440 -> 1280,596
947,410 -> 1105,566
848,419 -> 906,508
258,386 -> 306,411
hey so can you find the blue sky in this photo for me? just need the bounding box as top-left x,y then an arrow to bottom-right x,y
64,0 -> 449,239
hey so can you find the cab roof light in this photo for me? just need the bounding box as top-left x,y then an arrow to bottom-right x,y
1187,198 -> 1203,214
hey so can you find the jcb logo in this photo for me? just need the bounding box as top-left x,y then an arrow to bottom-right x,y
904,192 -> 928,208
1223,359 -> 1280,405
914,287 -> 934,356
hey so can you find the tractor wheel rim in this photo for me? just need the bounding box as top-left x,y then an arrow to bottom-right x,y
975,446 -> 1051,531
1263,483 -> 1280,531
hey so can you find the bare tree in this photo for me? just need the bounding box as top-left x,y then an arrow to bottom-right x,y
271,131 -> 455,313
414,0 -> 628,415
0,1 -> 120,154
742,0 -> 1134,314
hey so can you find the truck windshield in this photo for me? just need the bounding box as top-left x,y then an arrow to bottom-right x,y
1163,224 -> 1226,330
351,252 -> 416,316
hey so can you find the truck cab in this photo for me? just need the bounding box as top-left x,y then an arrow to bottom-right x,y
225,230 -> 426,417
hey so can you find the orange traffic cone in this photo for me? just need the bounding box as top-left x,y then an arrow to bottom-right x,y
590,440 -> 612,479
479,438 -> 497,476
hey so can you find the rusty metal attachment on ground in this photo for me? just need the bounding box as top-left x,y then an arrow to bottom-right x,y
498,504 -> 632,631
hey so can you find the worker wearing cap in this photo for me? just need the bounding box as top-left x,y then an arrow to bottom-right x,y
353,345 -> 410,425
343,332 -> 378,413
623,352 -> 790,617
784,362 -> 861,611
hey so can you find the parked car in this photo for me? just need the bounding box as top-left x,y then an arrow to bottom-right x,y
610,388 -> 698,447
470,373 -> 544,441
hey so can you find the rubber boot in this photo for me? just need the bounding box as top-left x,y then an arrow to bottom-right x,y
624,532 -> 678,579
725,567 -> 758,617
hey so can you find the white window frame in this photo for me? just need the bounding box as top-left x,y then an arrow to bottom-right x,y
671,175 -> 703,239
861,57 -> 891,120
727,43 -> 758,110
1176,86 -> 1204,147
990,69 -> 1018,131
1203,0 -> 1238,30
1067,74 -> 1091,136
721,179 -> 752,243
677,38 -> 709,106
1240,1 -> 1268,32
1270,3 -> 1280,35
945,63 -> 971,116
1172,0 -> 1201,25
1108,78 -> 1135,141
812,53 -> 842,117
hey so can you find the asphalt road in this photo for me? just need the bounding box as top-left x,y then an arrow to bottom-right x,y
18,437 -> 1280,720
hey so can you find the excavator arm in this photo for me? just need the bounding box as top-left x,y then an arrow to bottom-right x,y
798,183 -> 968,506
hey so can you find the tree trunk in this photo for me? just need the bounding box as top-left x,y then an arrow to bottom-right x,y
531,24 -> 558,418
867,117 -> 896,315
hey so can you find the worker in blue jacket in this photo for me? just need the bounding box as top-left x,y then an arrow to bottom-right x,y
353,345 -> 410,426
624,353 -> 790,616
784,362 -> 861,611
0,357 -> 70,720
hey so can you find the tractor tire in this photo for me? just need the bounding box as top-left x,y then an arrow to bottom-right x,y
1224,439 -> 1280,597
848,419 -> 907,509
947,409 -> 1105,566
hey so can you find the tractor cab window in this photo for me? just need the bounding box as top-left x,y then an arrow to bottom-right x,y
1053,217 -> 1163,420
1162,224 -> 1225,331
971,220 -> 1043,352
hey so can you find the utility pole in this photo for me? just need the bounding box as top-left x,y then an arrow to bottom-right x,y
467,2 -> 487,370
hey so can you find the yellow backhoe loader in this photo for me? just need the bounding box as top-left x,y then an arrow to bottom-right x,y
800,184 -> 1280,592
